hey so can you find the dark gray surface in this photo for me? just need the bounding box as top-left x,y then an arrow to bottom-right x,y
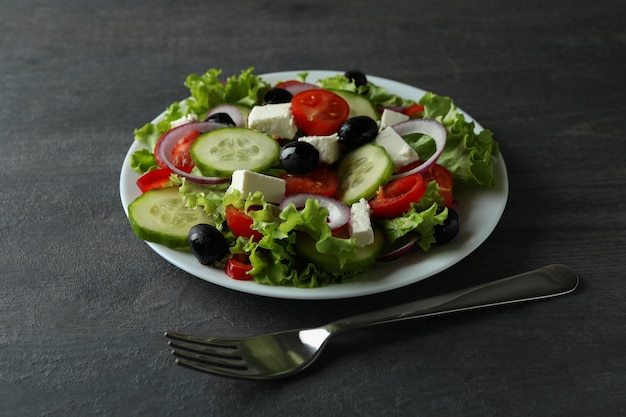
2,0 -> 625,416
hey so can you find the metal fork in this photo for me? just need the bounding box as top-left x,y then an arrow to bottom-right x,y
165,264 -> 578,380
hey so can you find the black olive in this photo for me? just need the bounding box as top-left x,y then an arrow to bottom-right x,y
188,224 -> 229,265
337,116 -> 379,148
264,87 -> 293,104
434,208 -> 460,245
205,112 -> 236,127
344,70 -> 368,87
279,141 -> 319,175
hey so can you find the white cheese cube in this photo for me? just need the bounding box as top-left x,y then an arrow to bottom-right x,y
349,198 -> 374,247
374,126 -> 420,169
379,108 -> 409,131
228,170 -> 286,204
248,103 -> 298,139
170,113 -> 199,128
298,134 -> 341,164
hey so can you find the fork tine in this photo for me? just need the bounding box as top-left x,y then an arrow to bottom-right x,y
167,337 -> 242,358
174,357 -> 262,378
170,344 -> 246,369
165,331 -> 239,349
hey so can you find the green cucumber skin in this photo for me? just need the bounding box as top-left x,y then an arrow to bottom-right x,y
330,89 -> 380,121
336,144 -> 394,206
191,127 -> 280,177
295,226 -> 385,275
128,187 -> 211,249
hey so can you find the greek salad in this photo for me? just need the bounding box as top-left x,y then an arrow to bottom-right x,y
126,68 -> 499,288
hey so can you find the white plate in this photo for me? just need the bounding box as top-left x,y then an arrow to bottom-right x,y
120,70 -> 508,300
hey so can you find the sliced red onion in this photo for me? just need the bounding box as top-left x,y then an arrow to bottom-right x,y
389,119 -> 447,180
278,81 -> 320,96
377,233 -> 419,262
155,121 -> 231,184
204,104 -> 245,127
279,193 -> 350,230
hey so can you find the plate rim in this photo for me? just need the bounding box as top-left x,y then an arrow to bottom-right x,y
119,70 -> 508,300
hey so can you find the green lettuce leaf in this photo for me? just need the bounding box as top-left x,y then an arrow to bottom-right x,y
419,92 -> 499,188
184,67 -> 270,116
129,148 -> 157,174
178,179 -> 231,229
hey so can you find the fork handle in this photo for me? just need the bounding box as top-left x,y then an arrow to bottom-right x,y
325,264 -> 578,334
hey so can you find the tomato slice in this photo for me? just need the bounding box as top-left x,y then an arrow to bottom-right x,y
154,130 -> 200,173
403,103 -> 425,118
368,174 -> 426,219
291,90 -> 350,136
136,167 -> 174,193
225,254 -> 253,280
423,164 -> 454,207
225,205 -> 263,242
281,167 -> 339,198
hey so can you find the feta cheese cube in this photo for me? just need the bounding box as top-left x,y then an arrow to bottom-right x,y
349,198 -> 374,247
228,170 -> 286,204
248,103 -> 298,139
170,113 -> 199,128
379,108 -> 409,131
374,126 -> 420,169
298,133 -> 341,164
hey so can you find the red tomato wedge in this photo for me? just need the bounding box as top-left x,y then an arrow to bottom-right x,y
281,167 -> 339,198
225,205 -> 263,242
423,164 -> 454,207
225,254 -> 253,280
136,167 -> 174,193
291,89 -> 350,136
368,174 -> 426,219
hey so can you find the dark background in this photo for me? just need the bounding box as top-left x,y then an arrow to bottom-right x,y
1,0 -> 624,416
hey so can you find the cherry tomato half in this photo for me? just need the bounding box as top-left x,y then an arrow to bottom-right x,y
403,103 -> 425,118
225,205 -> 263,242
154,130 -> 200,173
291,90 -> 350,136
368,174 -> 426,219
225,254 -> 253,280
423,164 -> 454,207
136,167 -> 174,193
281,167 -> 339,198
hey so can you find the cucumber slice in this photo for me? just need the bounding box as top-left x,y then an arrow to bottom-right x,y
330,89 -> 380,121
295,226 -> 386,275
191,127 -> 280,177
336,144 -> 394,206
128,187 -> 212,249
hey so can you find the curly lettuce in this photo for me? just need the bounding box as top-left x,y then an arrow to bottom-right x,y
419,92 -> 499,188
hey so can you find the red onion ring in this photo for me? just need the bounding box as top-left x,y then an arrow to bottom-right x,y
377,233 -> 419,262
155,121 -> 231,185
278,81 -> 320,96
204,104 -> 245,127
389,119 -> 447,180
279,193 -> 350,230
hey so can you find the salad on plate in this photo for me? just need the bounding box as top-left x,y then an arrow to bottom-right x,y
123,67 -> 501,291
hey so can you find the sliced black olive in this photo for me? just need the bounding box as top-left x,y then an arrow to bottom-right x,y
205,112 -> 236,127
188,224 -> 229,265
337,116 -> 379,148
434,208 -> 460,245
279,141 -> 319,175
344,70 -> 368,87
264,87 -> 293,104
